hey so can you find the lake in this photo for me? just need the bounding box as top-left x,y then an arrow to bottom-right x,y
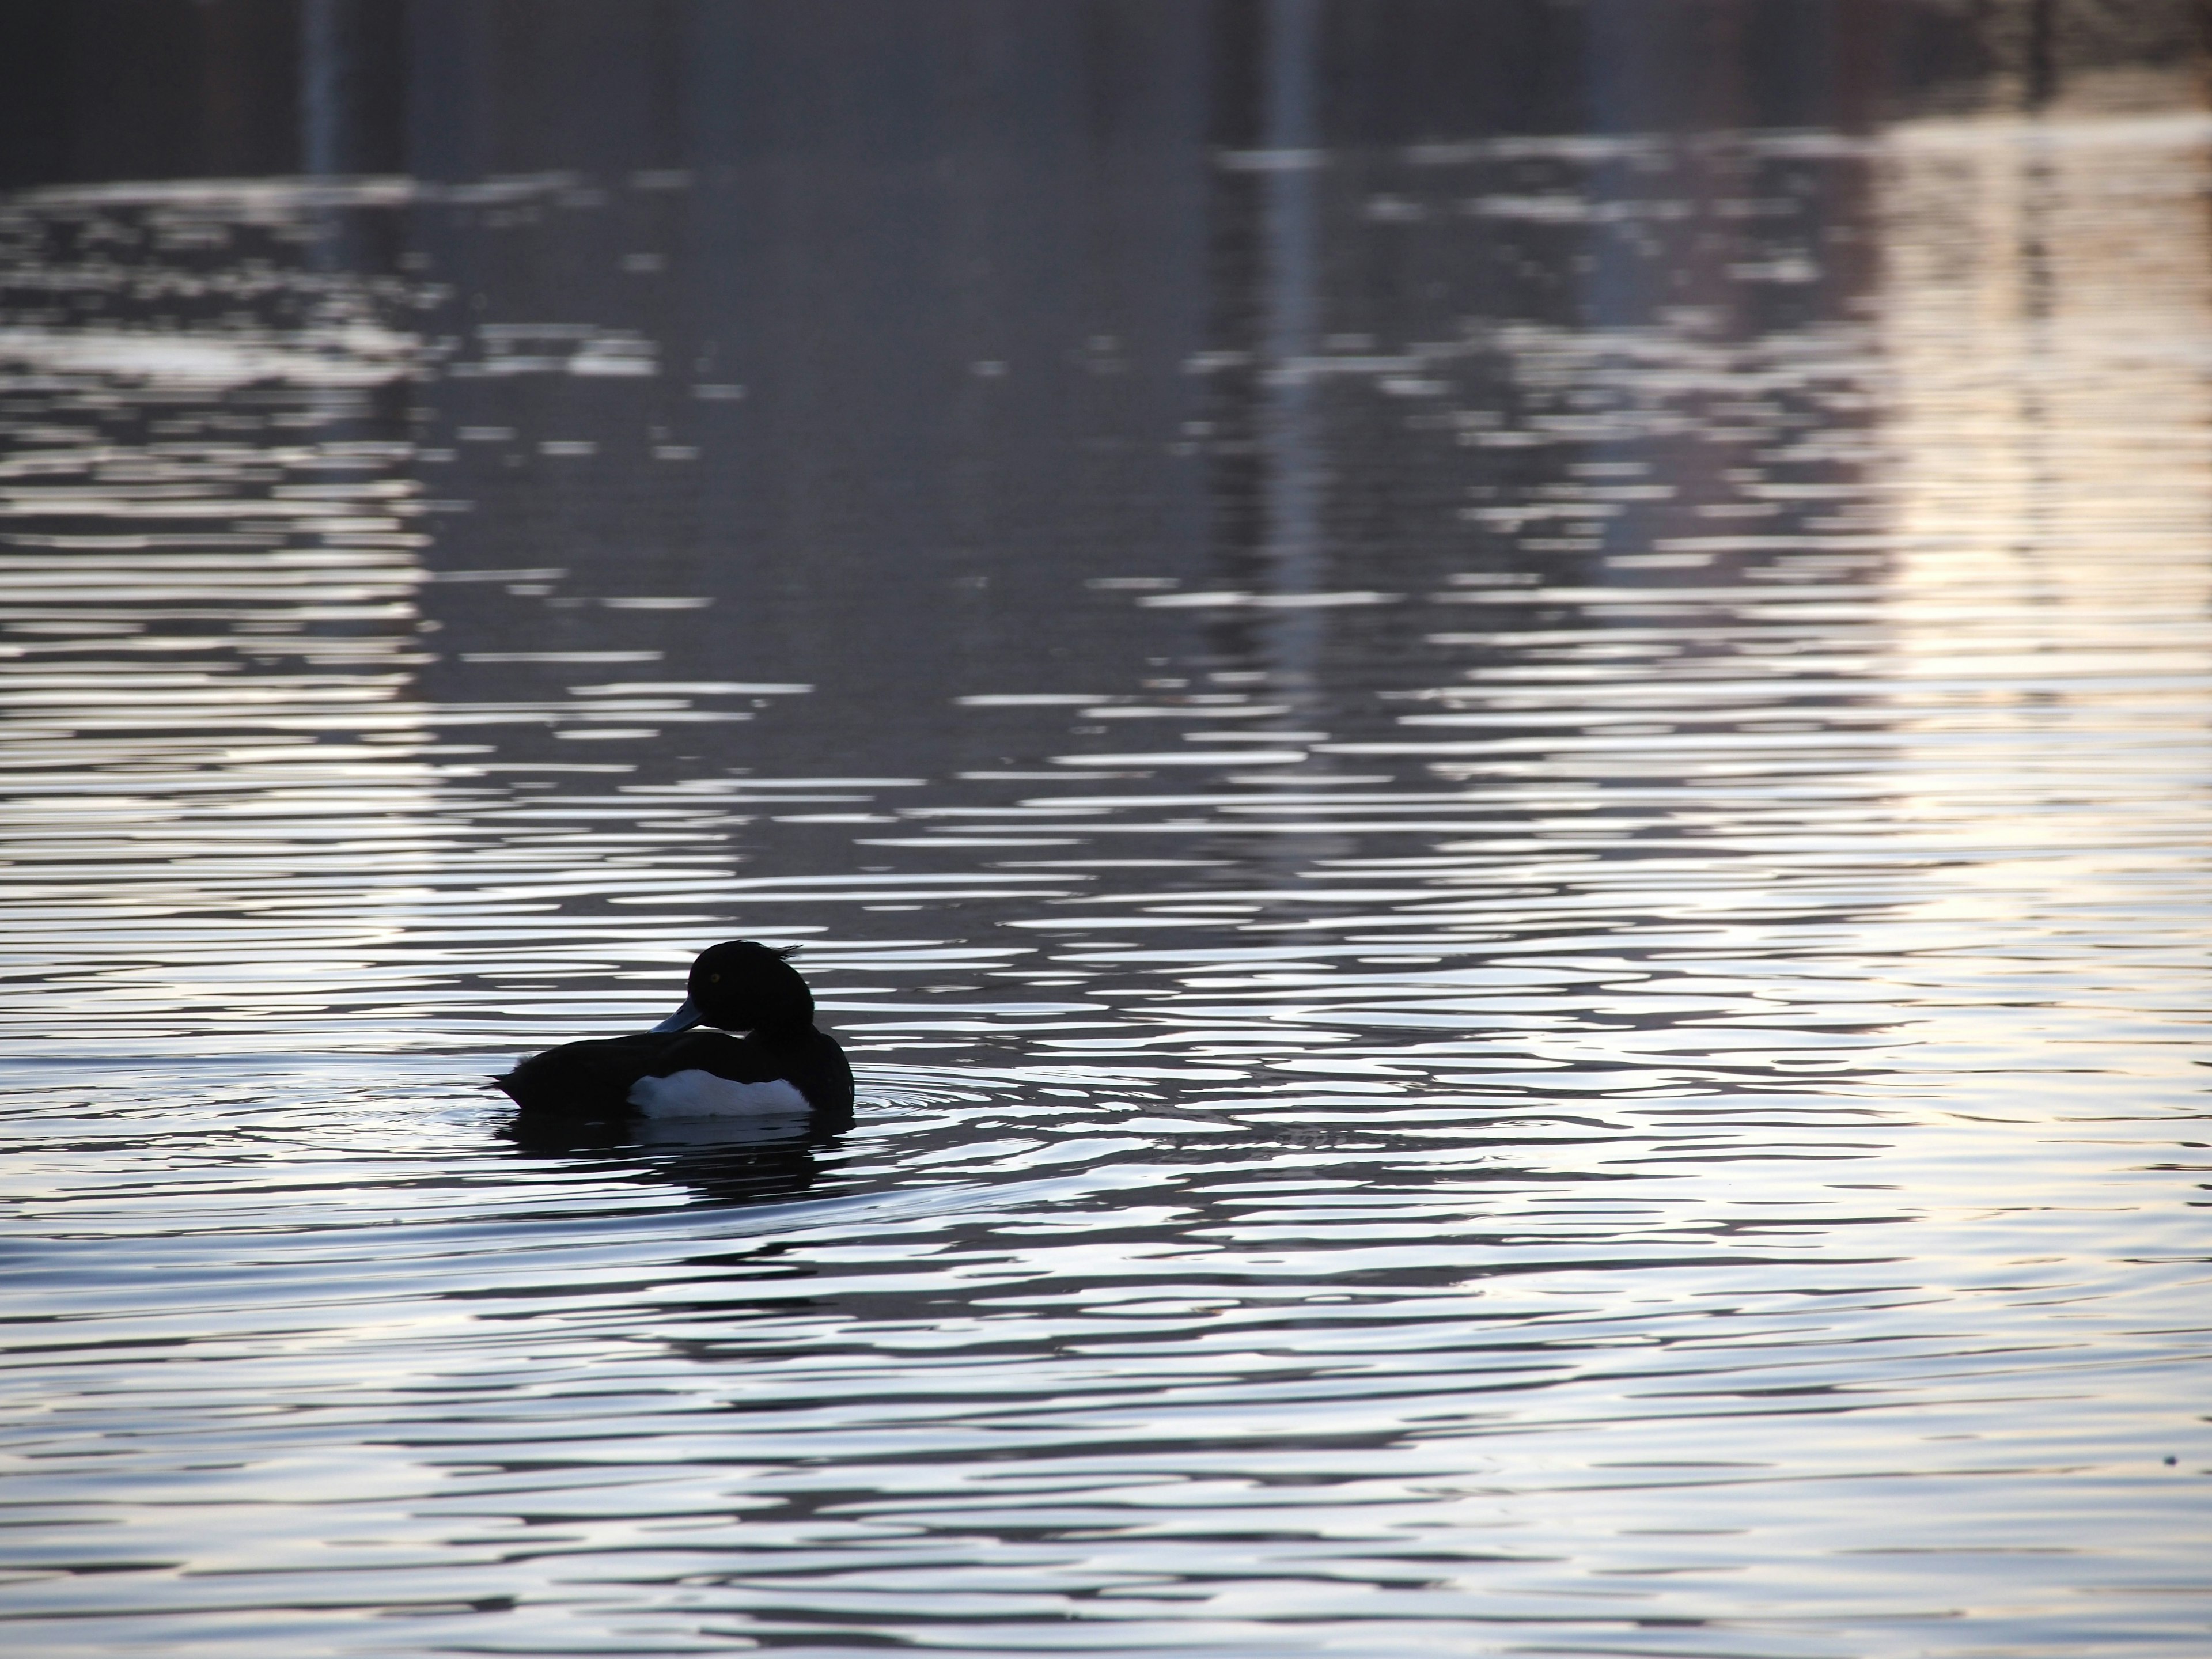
2,3 -> 2208,1655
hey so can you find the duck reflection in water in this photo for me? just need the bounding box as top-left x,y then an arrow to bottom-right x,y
496,940 -> 855,1137
506,1112 -> 839,1207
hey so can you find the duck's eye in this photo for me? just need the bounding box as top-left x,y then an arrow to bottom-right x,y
707,973 -> 721,983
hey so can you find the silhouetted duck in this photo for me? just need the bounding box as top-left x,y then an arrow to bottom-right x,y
495,941 -> 853,1132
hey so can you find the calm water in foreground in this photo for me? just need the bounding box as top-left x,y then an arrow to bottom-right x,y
3,25 -> 2210,1659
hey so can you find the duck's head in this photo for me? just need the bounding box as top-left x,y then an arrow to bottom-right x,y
651,940 -> 814,1035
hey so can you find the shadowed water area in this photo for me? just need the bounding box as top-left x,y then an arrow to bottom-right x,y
2,2 -> 2209,1654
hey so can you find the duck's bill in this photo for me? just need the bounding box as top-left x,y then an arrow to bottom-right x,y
650,998 -> 703,1034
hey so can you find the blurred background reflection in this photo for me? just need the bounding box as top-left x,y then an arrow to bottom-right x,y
2,4 -> 2209,1656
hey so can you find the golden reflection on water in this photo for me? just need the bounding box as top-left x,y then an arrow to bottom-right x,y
1873,100 -> 2212,1096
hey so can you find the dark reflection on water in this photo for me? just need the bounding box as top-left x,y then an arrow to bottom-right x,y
4,5 -> 2211,1656
508,1112 -> 845,1209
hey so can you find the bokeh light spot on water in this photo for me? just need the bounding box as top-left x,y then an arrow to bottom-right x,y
2,5 -> 2210,1656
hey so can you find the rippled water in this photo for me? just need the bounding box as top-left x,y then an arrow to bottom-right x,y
5,35 -> 2211,1659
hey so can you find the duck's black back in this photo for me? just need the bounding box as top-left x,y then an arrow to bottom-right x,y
495,1024 -> 853,1130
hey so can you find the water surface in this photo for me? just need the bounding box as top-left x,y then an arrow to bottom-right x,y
2,13 -> 2209,1657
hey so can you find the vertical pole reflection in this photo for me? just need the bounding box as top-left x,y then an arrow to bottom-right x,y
298,0 -> 367,433
1257,0 -> 1325,693
2023,0 -> 2059,113
301,0 -> 347,180
1198,0 -> 1352,873
2015,19 -> 2059,576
